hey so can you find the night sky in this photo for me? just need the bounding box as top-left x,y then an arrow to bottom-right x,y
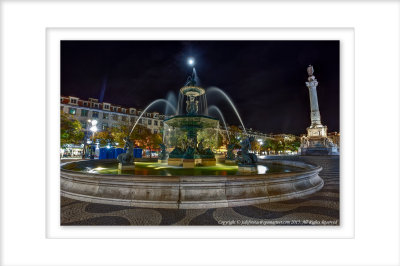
61,40 -> 339,135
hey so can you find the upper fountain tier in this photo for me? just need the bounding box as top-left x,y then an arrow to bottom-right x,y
179,68 -> 206,115
164,67 -> 218,129
180,68 -> 205,98
180,85 -> 205,98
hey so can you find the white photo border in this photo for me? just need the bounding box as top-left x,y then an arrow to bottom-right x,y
1,1 -> 399,266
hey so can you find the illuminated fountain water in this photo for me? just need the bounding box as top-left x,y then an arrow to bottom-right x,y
206,86 -> 247,135
207,105 -> 230,142
128,99 -> 177,137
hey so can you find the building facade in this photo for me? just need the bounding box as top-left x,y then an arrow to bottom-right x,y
60,96 -> 168,134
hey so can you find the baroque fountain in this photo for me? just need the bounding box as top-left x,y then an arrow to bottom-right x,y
163,69 -> 219,168
60,62 -> 324,209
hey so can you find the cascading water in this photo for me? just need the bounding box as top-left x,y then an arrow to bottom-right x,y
129,99 -> 177,137
206,86 -> 247,134
164,92 -> 177,116
207,105 -> 230,142
176,91 -> 184,115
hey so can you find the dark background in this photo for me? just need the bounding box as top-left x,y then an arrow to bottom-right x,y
61,40 -> 339,135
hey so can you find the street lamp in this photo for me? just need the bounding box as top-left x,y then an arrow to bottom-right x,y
257,139 -> 264,155
89,120 -> 98,159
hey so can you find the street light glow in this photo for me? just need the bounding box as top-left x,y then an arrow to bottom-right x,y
90,126 -> 97,132
91,120 -> 98,126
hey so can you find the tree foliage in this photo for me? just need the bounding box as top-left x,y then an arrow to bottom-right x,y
60,112 -> 84,147
94,122 -> 162,156
227,125 -> 244,149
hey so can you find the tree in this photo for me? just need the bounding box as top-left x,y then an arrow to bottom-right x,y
227,125 -> 244,149
94,130 -> 115,146
261,138 -> 273,155
267,138 -> 281,154
60,112 -> 84,147
251,140 -> 261,154
285,138 -> 301,153
93,121 -> 163,158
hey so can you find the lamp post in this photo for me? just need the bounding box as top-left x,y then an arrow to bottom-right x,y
257,139 -> 263,155
89,120 -> 98,159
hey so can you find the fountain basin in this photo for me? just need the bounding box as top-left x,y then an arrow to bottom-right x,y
60,159 -> 323,209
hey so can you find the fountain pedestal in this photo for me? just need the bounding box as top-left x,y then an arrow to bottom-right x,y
118,163 -> 135,170
225,159 -> 237,165
168,158 -> 182,166
183,159 -> 195,168
238,164 -> 257,173
201,158 -> 216,166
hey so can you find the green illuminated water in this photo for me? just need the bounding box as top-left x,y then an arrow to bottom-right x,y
74,162 -> 302,176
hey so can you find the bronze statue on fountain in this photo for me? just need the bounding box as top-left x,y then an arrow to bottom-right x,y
158,143 -> 168,163
237,136 -> 258,173
117,137 -> 135,170
225,143 -> 237,165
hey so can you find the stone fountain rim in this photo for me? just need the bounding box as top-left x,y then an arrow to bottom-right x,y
60,159 -> 322,180
60,159 -> 324,209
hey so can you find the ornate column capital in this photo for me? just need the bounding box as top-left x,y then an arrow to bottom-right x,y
306,79 -> 318,88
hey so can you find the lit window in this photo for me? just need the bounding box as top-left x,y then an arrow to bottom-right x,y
69,108 -> 76,115
81,109 -> 88,117
92,111 -> 99,118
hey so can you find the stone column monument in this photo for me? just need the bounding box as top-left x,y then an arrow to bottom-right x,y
305,65 -> 327,138
300,65 -> 339,155
306,66 -> 321,126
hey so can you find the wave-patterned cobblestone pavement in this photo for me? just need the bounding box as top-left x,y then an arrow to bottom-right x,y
61,156 -> 339,226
